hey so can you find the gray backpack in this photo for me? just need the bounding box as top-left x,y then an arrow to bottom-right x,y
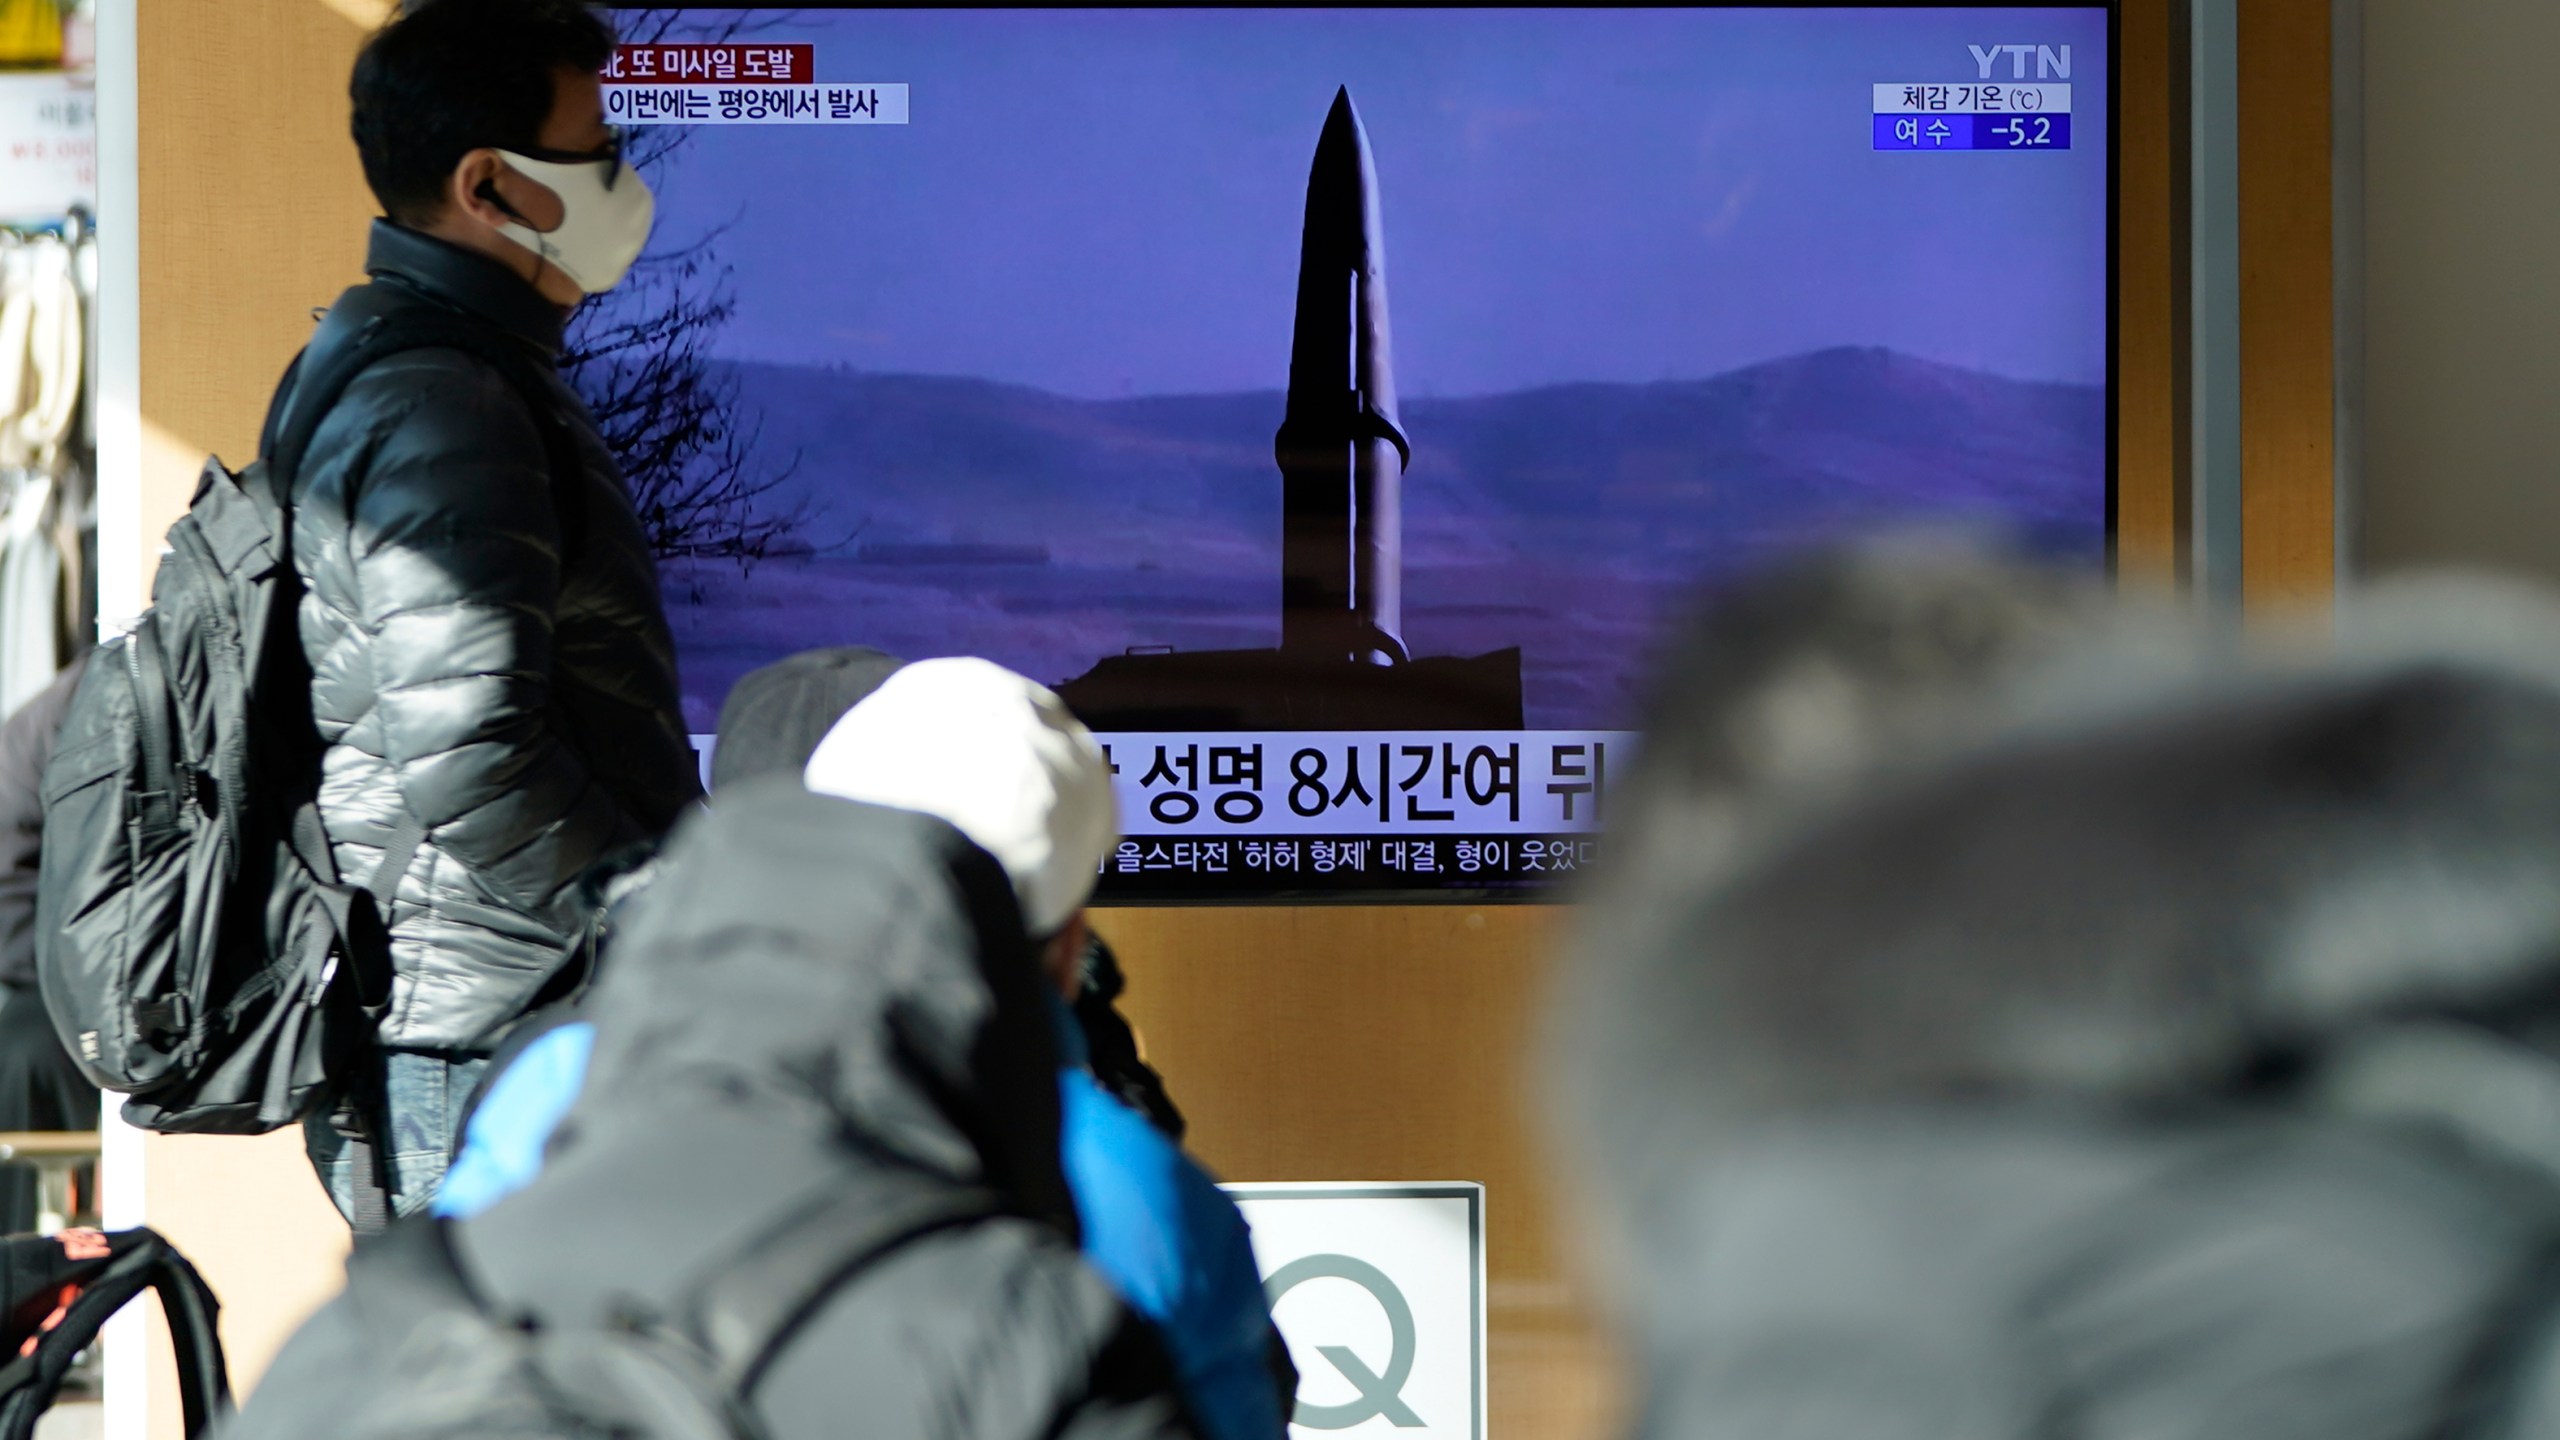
229,1178 -> 994,1440
33,305 -> 577,1135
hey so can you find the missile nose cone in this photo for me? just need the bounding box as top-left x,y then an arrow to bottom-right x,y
1315,87 -> 1367,166
1303,89 -> 1379,267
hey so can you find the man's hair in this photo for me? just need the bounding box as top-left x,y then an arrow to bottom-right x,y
350,0 -> 615,227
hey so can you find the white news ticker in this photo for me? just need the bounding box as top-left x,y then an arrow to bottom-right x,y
1872,82 -> 2072,114
1099,730 -> 1633,838
607,82 -> 909,126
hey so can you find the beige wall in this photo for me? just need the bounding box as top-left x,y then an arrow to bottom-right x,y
135,1 -> 379,574
2359,0 -> 2560,579
1104,906 -> 1619,1439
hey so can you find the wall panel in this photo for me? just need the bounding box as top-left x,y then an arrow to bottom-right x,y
2117,0 -> 2184,586
2361,0 -> 2560,585
2238,0 -> 2336,608
135,1 -> 377,584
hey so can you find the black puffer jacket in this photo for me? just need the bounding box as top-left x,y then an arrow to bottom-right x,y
276,223 -> 700,1050
229,783 -> 1197,1440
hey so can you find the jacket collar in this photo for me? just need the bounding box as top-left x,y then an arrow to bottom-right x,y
364,219 -> 567,355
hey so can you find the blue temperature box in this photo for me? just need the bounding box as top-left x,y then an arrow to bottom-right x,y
1873,113 -> 2073,150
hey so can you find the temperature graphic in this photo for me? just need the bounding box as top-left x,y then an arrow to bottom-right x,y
1872,80 -> 2074,151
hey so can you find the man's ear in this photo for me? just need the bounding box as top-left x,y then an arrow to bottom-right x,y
447,148 -> 516,229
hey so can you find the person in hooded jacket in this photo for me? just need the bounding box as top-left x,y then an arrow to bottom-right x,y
437,659 -> 1287,1440
798,661 -> 1282,1440
225,767 -> 1196,1440
438,646 -> 1188,1212
703,645 -> 1186,1136
1553,561 -> 2560,1440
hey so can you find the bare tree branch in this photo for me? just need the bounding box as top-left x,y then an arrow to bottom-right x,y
567,7 -> 817,573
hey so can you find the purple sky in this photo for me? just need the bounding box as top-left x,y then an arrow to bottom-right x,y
631,6 -> 2110,399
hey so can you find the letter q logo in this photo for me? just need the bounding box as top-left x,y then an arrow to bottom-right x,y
1228,1183 -> 1484,1440
1265,1254 -> 1425,1429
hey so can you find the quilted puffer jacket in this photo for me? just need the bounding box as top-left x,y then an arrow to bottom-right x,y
276,222 -> 701,1050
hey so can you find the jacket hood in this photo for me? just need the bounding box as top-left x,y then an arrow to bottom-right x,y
1568,645 -> 2560,1439
560,778 -> 1076,1233
1636,1105 -> 2560,1440
1576,657 -> 2560,1198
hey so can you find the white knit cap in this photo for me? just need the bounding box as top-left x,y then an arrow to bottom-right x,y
802,657 -> 1118,936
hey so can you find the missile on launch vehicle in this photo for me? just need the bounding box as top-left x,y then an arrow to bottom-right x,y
1275,86 -> 1411,667
1055,88 -> 1521,734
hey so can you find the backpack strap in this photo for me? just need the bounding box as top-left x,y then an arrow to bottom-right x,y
254,347 -> 307,480
681,1171 -> 1003,1398
365,812 -> 430,916
0,1229 -> 229,1440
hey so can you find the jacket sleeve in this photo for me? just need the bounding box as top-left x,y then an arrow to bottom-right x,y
347,359 -> 634,921
0,654 -> 87,989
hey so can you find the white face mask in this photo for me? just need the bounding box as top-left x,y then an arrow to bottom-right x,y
489,148 -> 655,295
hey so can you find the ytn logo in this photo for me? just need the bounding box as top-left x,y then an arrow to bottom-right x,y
1970,44 -> 2073,80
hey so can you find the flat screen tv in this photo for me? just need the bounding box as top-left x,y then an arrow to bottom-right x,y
589,3 -> 2115,901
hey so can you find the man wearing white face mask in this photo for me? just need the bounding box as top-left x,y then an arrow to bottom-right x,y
272,0 -> 700,1225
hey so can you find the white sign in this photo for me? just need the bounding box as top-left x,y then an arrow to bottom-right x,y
606,82 -> 909,126
0,73 -> 93,225
1226,1183 -> 1486,1440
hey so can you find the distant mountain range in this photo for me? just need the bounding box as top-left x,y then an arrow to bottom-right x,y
721,344 -> 2099,562
661,346 -> 2105,730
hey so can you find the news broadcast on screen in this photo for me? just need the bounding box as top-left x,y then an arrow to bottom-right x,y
591,5 -> 2112,901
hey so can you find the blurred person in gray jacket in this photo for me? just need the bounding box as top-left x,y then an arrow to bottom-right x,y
1554,558 -> 2560,1440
